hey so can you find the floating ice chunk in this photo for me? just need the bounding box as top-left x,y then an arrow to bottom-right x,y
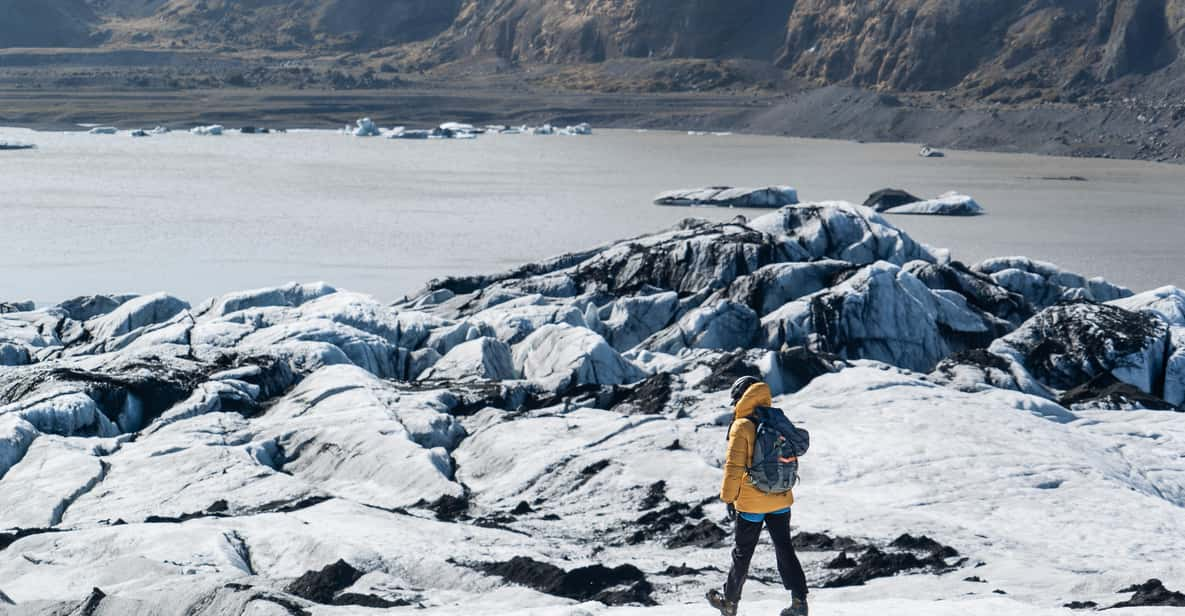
88,127 -> 117,135
654,186 -> 799,208
439,122 -> 476,133
886,191 -> 983,216
559,123 -> 592,136
189,125 -> 224,136
387,128 -> 431,139
129,129 -> 149,138
351,118 -> 380,137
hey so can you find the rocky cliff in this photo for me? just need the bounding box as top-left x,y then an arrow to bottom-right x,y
6,0 -> 1184,99
777,0 -> 1185,98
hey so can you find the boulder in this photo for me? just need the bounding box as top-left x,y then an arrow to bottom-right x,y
653,186 -> 799,208
864,188 -> 921,212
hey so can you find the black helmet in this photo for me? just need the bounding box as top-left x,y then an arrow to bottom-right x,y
729,376 -> 761,404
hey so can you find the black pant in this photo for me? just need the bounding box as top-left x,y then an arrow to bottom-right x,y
724,510 -> 808,602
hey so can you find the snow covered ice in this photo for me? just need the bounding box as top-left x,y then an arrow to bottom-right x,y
882,191 -> 984,216
1,202 -> 1183,615
654,186 -> 799,208
190,125 -> 225,136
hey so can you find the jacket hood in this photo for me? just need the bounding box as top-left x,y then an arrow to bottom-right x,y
733,382 -> 772,419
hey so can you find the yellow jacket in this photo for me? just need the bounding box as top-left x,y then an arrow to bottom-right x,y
719,382 -> 795,513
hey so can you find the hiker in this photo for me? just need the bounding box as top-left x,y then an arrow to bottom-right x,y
706,376 -> 810,616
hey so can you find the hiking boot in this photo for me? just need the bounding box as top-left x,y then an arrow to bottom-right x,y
780,595 -> 809,616
705,588 -> 738,616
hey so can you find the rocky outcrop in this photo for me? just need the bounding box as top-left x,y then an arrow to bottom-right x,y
471,556 -> 655,606
1110,579 -> 1185,608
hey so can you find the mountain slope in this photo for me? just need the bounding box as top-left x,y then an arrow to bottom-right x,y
776,0 -> 1185,97
56,0 -> 1184,101
0,0 -> 97,48
93,0 -> 462,49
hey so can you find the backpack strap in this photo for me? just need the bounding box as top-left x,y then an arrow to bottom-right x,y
724,415 -> 758,442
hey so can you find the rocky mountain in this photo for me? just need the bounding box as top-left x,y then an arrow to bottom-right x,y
6,0 -> 1183,100
0,0 -> 96,48
2,201 -> 1184,613
87,0 -> 462,49
777,0 -> 1185,98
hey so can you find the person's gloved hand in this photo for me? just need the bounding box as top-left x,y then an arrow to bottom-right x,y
726,503 -> 737,522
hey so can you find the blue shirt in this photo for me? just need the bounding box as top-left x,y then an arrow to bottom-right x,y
739,507 -> 790,523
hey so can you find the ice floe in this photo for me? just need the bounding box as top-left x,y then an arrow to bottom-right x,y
654,186 -> 800,208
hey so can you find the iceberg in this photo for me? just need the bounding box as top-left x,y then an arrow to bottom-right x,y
387,127 -> 432,140
189,125 -> 225,136
654,186 -> 799,208
559,123 -> 593,135
885,191 -> 984,216
351,118 -> 381,137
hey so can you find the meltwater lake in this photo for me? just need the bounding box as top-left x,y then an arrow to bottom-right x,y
0,127 -> 1182,305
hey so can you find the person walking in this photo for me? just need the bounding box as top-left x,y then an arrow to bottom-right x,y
706,376 -> 809,616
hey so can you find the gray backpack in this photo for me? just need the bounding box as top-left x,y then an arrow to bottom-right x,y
740,406 -> 810,494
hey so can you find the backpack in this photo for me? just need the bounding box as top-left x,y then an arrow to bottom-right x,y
736,406 -> 810,494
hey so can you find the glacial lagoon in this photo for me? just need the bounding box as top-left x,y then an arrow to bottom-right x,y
1,127 -> 1182,305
